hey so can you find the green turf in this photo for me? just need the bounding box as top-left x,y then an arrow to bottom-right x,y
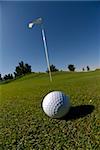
0,71 -> 100,149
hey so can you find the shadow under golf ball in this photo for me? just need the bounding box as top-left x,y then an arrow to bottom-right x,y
60,104 -> 95,121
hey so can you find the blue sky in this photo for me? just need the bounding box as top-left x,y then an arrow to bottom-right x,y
0,1 -> 100,76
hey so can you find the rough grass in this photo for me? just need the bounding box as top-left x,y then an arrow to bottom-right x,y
0,71 -> 100,150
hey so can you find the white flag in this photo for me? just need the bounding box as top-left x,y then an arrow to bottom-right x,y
28,18 -> 43,28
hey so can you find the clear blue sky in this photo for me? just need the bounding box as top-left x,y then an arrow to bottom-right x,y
0,1 -> 100,76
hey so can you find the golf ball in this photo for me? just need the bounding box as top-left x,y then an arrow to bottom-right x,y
42,91 -> 70,118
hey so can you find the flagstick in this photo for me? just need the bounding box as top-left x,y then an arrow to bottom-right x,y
41,28 -> 52,82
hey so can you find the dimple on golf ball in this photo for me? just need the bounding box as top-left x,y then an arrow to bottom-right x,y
42,91 -> 71,118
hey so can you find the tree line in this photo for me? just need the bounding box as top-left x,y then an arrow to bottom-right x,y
47,64 -> 90,72
0,61 -> 31,82
0,62 -> 90,82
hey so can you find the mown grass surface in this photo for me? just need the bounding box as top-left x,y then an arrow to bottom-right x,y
0,71 -> 100,149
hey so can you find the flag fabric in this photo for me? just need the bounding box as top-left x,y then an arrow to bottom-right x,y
28,18 -> 43,28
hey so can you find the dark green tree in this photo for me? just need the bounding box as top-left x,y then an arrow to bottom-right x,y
4,74 -> 8,80
3,74 -> 13,80
82,68 -> 85,71
10,74 -> 13,79
25,63 -> 31,74
8,74 -> 13,79
68,64 -> 75,71
46,64 -> 59,73
14,61 -> 32,77
87,66 -> 90,71
14,72 -> 17,78
0,73 -> 2,81
15,66 -> 22,76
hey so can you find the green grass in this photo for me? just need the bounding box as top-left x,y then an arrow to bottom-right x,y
0,71 -> 100,149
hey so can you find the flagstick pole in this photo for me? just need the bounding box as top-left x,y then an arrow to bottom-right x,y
41,27 -> 52,82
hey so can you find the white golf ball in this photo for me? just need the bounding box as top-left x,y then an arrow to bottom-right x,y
42,91 -> 71,118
